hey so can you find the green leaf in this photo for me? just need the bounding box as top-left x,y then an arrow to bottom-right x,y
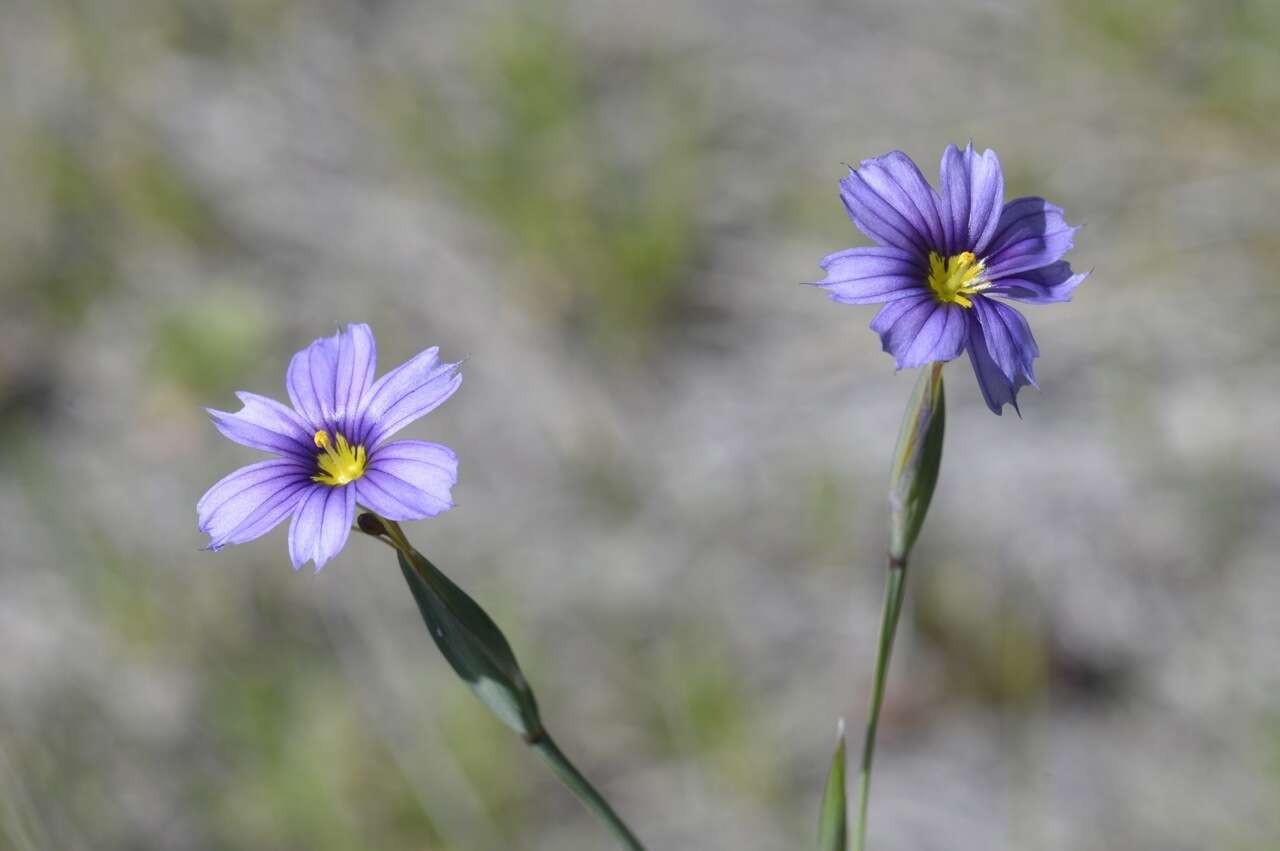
887,363 -> 946,562
818,721 -> 848,851
397,550 -> 542,738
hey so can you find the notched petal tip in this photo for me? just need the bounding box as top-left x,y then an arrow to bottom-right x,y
357,347 -> 464,447
287,323 -> 380,434
858,148 -> 910,171
818,246 -> 931,306
355,440 -> 458,521
965,305 -> 1039,415
839,164 -> 936,256
985,260 -> 1089,305
207,392 -> 315,460
983,197 -> 1078,278
198,458 -> 311,552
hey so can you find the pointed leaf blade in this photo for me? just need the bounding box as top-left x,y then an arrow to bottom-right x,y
818,722 -> 848,851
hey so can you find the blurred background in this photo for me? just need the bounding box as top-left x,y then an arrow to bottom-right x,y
2,0 -> 1279,849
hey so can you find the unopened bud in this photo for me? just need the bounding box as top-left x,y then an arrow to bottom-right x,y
357,512 -> 387,536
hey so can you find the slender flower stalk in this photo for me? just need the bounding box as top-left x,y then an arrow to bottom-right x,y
530,734 -> 648,851
854,362 -> 946,851
852,553 -> 908,851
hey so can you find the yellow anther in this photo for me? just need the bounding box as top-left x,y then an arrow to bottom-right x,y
927,251 -> 987,307
311,429 -> 367,486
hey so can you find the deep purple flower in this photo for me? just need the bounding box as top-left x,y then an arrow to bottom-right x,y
816,143 -> 1087,413
198,324 -> 461,570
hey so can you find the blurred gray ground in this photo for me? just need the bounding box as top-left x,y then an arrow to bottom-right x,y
2,0 -> 1279,849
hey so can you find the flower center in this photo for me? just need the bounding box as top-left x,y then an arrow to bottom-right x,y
312,429 -> 367,486
927,251 -> 987,308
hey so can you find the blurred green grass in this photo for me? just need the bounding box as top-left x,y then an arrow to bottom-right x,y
1066,0 -> 1280,133
380,7 -> 715,354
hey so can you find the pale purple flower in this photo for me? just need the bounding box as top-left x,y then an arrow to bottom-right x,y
198,324 -> 461,570
816,143 -> 1087,413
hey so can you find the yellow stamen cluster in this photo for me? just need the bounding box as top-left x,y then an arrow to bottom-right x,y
312,430 -> 367,486
927,251 -> 988,308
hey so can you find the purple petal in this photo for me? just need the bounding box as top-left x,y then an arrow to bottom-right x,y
984,262 -> 1088,304
334,324 -> 377,431
356,347 -> 462,447
355,440 -> 458,521
817,246 -> 928,305
982,197 -> 1077,279
874,297 -> 969,369
839,152 -> 939,255
208,392 -> 315,461
286,324 -> 378,435
870,292 -> 930,336
288,484 -> 356,571
198,459 -> 312,549
899,302 -> 969,368
972,295 -> 1039,386
856,151 -> 946,251
938,143 -> 1005,256
286,336 -> 336,430
966,316 -> 1033,416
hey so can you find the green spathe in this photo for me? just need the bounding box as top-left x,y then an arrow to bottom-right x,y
396,548 -> 541,737
888,363 -> 946,562
370,516 -> 647,851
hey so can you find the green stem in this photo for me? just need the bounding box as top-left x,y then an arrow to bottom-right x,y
365,516 -> 648,851
531,733 -> 648,851
852,555 -> 909,851
853,362 -> 945,848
